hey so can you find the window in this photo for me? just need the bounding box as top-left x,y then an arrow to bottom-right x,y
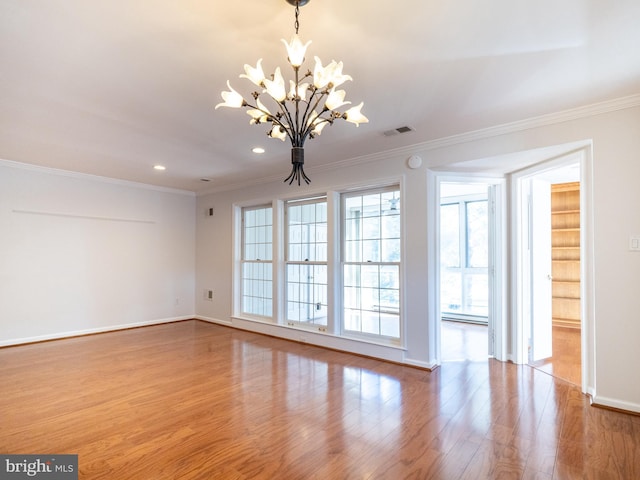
343,188 -> 401,339
241,205 -> 273,318
286,197 -> 328,328
235,183 -> 403,344
440,197 -> 488,320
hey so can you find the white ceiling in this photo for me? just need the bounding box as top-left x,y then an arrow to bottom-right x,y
2,0 -> 640,192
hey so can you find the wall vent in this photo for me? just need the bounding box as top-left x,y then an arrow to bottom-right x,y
383,126 -> 415,137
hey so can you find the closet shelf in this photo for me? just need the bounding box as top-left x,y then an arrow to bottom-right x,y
552,209 -> 580,214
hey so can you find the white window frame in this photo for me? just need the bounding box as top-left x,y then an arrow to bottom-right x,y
341,185 -> 402,343
239,204 -> 274,320
284,196 -> 329,331
231,180 -> 404,349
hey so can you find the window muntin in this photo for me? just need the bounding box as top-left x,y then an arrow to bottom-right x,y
343,188 -> 401,339
285,198 -> 328,327
241,206 -> 273,318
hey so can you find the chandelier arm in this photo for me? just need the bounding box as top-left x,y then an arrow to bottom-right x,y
245,99 -> 296,144
301,115 -> 334,143
271,116 -> 295,144
254,90 -> 297,143
297,72 -> 316,132
288,66 -> 315,146
307,87 -> 327,113
299,89 -> 332,140
297,98 -> 315,141
274,100 -> 297,144
258,78 -> 298,140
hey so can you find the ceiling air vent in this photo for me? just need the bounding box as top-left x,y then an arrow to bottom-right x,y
383,126 -> 415,137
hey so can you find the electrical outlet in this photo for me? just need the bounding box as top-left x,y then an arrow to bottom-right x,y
204,289 -> 213,301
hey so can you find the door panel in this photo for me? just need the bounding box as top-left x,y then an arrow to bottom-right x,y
530,178 -> 553,361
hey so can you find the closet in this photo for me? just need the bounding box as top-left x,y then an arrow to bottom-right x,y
551,182 -> 580,328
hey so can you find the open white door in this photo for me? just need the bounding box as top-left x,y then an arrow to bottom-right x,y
487,185 -> 497,358
530,178 -> 553,361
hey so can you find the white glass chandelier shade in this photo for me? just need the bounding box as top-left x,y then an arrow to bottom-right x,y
282,34 -> 311,68
215,0 -> 368,185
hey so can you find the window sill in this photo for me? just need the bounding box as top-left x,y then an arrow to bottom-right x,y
230,315 -> 406,351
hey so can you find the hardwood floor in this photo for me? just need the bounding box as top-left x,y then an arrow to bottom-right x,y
441,320 -> 488,362
530,327 -> 581,387
441,320 -> 582,387
1,320 -> 639,479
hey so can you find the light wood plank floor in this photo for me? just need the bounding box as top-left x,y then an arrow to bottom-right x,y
1,321 -> 639,479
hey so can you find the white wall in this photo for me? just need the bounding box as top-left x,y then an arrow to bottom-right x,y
0,161 -> 196,345
195,103 -> 640,412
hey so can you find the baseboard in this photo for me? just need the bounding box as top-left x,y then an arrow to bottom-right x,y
195,315 -> 232,326
402,357 -> 438,371
591,394 -> 640,415
0,316 -> 195,347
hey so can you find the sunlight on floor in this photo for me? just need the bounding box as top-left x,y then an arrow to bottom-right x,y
529,326 -> 581,386
441,320 -> 488,362
441,320 -> 582,387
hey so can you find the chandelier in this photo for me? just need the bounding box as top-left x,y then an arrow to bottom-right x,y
215,0 -> 368,185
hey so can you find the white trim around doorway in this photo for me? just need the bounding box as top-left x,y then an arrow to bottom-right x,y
428,172 -> 508,365
510,145 -> 595,396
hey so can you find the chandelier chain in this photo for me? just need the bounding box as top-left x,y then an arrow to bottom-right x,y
294,1 -> 300,34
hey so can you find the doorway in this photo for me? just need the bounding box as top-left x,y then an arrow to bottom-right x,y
437,178 -> 505,362
515,161 -> 583,386
428,141 -> 593,390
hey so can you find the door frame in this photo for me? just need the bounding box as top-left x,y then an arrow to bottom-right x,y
510,146 -> 594,394
430,173 -> 508,363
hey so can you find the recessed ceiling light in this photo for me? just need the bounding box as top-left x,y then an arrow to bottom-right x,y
252,147 -> 265,154
153,165 -> 166,171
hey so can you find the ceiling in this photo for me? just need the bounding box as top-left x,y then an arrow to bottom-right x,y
2,0 -> 640,193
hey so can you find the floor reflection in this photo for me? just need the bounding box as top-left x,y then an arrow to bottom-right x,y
529,326 -> 581,386
441,320 -> 582,387
441,320 -> 488,362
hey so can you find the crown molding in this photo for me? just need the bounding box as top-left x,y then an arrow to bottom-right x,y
327,93 -> 640,170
